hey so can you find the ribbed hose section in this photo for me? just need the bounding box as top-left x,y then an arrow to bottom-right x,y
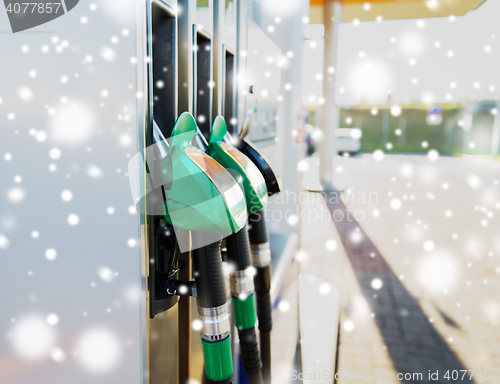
259,331 -> 271,384
238,328 -> 264,384
204,373 -> 233,384
225,225 -> 251,271
212,379 -> 233,384
192,240 -> 227,308
202,370 -> 233,384
248,211 -> 269,245
256,290 -> 272,332
251,211 -> 272,384
254,265 -> 273,384
256,289 -> 272,384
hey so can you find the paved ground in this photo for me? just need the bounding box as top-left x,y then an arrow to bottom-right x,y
296,154 -> 500,383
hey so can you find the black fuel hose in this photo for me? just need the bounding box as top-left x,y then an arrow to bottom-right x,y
192,240 -> 227,308
226,227 -> 264,384
192,238 -> 234,384
248,210 -> 273,384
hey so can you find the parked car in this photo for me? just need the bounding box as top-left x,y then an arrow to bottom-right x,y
334,128 -> 362,155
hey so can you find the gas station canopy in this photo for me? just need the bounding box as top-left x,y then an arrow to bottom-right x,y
310,0 -> 487,23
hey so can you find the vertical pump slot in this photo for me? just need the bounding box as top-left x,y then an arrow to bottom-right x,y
152,2 -> 176,138
224,50 -> 235,134
149,1 -> 179,317
194,30 -> 213,141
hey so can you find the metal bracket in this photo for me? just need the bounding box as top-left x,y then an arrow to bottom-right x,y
165,279 -> 197,297
155,270 -> 197,297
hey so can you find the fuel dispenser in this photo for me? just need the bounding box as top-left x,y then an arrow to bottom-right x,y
138,1 -> 285,383
150,111 -> 248,384
152,112 -> 280,384
208,116 -> 268,384
208,116 -> 281,384
236,119 -> 281,384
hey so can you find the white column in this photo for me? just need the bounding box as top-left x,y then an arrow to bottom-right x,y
444,118 -> 452,151
319,0 -> 342,183
382,109 -> 389,146
399,116 -> 406,149
491,100 -> 500,158
462,101 -> 475,154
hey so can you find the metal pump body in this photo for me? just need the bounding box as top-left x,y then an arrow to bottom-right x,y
153,112 -> 251,384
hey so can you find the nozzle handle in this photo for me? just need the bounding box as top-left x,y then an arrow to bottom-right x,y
239,118 -> 250,140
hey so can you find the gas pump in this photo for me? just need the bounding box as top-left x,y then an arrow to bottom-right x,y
207,116 -> 267,384
208,116 -> 281,384
152,111 -> 248,384
234,119 -> 281,384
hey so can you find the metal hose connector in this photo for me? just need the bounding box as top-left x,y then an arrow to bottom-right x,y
229,269 -> 255,297
250,242 -> 271,267
198,304 -> 231,341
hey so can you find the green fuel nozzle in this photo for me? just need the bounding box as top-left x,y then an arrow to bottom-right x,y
160,112 -> 247,236
208,116 -> 268,215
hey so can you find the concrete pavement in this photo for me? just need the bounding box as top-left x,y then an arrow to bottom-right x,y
295,154 -> 500,383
